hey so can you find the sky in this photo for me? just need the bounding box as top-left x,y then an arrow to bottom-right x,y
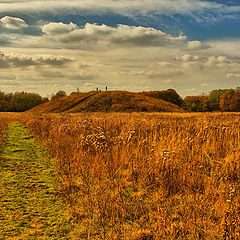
0,0 -> 240,97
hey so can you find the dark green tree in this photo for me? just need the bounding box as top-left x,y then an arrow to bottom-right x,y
183,96 -> 210,112
208,89 -> 226,111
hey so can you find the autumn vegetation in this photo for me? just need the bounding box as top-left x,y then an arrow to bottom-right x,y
30,90 -> 184,114
182,88 -> 240,112
0,112 -> 235,239
0,91 -> 47,112
1,88 -> 240,238
2,88 -> 240,113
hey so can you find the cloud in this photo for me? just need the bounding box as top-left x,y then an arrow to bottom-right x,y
151,61 -> 172,68
0,0 -> 225,16
226,73 -> 240,79
180,54 -> 200,62
187,40 -> 211,50
205,56 -> 231,66
126,70 -> 184,79
207,39 -> 240,57
37,70 -> 64,79
0,52 -> 74,68
41,22 -> 186,49
70,74 -> 94,81
0,45 -> 238,97
42,22 -> 77,35
1,80 -> 21,86
187,88 -> 196,92
178,54 -> 233,69
0,73 -> 16,80
0,16 -> 28,29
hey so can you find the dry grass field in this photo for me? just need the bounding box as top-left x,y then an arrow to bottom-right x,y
1,112 -> 240,239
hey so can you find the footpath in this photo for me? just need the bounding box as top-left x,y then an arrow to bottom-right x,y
0,122 -> 74,239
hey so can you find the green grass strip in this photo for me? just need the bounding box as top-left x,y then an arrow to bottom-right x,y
0,122 -> 74,240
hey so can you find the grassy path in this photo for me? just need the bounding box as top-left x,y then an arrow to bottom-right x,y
0,122 -> 74,239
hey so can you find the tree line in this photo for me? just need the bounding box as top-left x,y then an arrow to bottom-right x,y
1,88 -> 240,112
142,88 -> 240,112
0,91 -> 48,112
182,88 -> 240,112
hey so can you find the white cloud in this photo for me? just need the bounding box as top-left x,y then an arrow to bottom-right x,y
41,22 -> 186,49
42,22 -> 78,35
0,0 -> 224,16
0,52 -> 74,68
179,54 -> 200,62
205,56 -> 230,66
207,39 -> 240,57
178,54 -> 233,69
0,16 -> 28,29
187,40 -> 211,50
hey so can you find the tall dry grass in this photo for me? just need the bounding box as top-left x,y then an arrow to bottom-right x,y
21,112 -> 240,239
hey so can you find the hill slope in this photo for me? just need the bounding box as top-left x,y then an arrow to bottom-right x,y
29,91 -> 184,113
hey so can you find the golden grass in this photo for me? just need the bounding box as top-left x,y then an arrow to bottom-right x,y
3,112 -> 240,239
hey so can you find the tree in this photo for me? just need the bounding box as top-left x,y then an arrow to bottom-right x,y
219,89 -> 235,111
208,89 -> 226,111
183,96 -> 210,112
229,91 -> 240,112
51,90 -> 67,101
10,92 -> 44,112
0,91 -> 46,112
143,89 -> 183,106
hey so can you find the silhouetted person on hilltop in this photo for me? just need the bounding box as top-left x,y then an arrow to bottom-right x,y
105,86 -> 108,91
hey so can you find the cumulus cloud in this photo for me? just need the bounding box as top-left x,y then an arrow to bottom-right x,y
187,40 -> 211,50
178,54 -> 233,69
205,55 -> 231,66
41,22 -> 186,48
0,52 -> 74,68
180,54 -> 200,62
42,22 -> 77,35
0,16 -> 28,29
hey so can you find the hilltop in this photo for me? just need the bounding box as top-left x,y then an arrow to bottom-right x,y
28,91 -> 184,113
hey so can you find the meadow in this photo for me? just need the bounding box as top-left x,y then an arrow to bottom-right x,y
0,112 -> 240,239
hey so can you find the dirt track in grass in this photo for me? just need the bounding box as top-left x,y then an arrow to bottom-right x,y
0,122 -> 75,239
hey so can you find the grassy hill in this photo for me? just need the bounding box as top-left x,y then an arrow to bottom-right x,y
28,91 -> 184,113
